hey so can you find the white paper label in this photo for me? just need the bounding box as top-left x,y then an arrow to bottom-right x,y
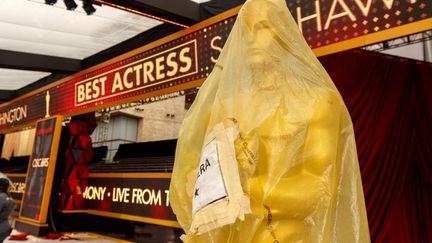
192,139 -> 227,214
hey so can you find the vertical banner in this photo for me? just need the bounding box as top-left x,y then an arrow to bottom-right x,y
19,116 -> 62,223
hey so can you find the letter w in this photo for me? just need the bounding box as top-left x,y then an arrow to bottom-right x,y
382,0 -> 394,10
354,0 -> 372,16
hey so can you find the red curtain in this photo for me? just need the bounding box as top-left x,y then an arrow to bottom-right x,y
60,114 -> 97,211
319,50 -> 432,243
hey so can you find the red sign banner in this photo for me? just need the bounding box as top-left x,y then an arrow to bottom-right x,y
0,1 -> 430,131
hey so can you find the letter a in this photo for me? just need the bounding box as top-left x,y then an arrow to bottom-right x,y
325,0 -> 356,30
205,159 -> 211,169
112,72 -> 124,93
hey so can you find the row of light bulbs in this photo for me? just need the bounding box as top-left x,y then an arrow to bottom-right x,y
45,0 -> 97,15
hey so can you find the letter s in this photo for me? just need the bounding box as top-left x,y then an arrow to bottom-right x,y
166,52 -> 178,77
210,36 -> 223,63
179,47 -> 192,73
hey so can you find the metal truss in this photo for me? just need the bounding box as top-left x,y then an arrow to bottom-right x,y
363,31 -> 432,52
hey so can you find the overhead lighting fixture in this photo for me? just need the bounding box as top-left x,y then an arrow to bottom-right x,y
45,0 -> 57,5
83,0 -> 96,15
64,0 -> 77,11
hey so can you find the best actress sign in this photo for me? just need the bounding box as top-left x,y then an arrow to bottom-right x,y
75,41 -> 197,106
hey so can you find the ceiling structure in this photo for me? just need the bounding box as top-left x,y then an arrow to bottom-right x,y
0,0 -> 240,103
0,0 -> 163,90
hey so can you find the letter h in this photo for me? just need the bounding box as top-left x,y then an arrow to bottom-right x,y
296,0 -> 322,33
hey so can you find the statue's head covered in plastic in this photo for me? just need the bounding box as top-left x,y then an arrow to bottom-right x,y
217,0 -> 337,90
170,0 -> 371,242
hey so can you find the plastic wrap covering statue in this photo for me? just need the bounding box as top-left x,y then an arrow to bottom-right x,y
169,0 -> 370,242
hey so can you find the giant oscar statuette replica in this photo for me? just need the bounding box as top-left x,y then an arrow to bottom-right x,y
170,0 -> 370,242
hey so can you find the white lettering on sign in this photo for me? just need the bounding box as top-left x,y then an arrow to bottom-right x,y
76,77 -> 107,103
83,186 -> 107,200
109,46 -> 193,94
31,158 -> 49,168
295,0 -> 415,33
0,105 -> 28,125
112,187 -> 130,203
164,190 -> 170,206
74,40 -> 198,107
82,185 -> 171,207
192,139 -> 227,214
210,36 -> 223,64
8,182 -> 25,194
131,188 -> 162,205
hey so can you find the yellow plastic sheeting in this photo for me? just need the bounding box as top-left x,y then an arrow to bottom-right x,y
169,0 -> 370,242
